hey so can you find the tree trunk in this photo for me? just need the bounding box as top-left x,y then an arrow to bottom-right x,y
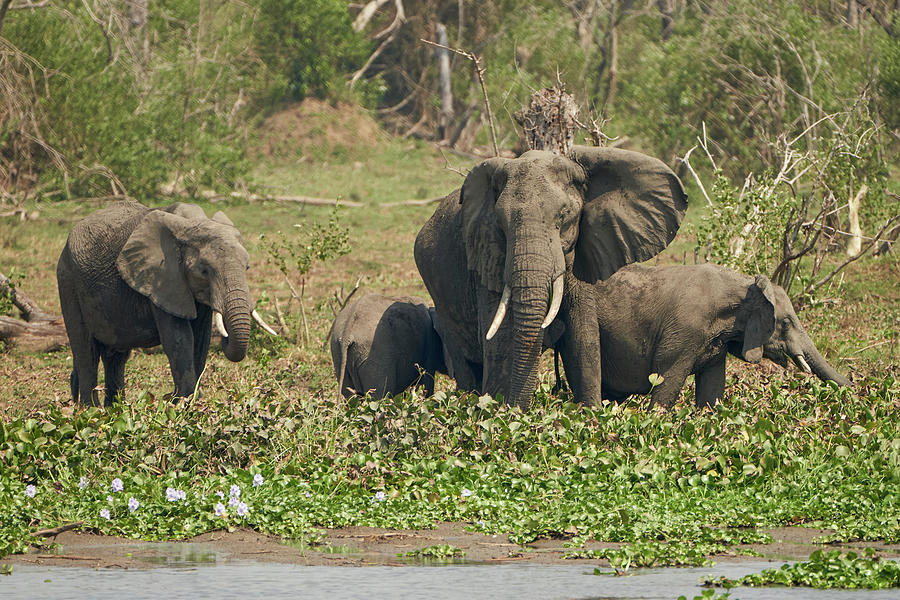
436,23 -> 454,142
847,0 -> 859,28
658,0 -> 675,40
605,1 -> 619,109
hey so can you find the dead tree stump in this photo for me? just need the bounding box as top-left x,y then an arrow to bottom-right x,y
515,87 -> 580,156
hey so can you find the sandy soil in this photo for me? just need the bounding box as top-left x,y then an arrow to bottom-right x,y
4,524 -> 898,570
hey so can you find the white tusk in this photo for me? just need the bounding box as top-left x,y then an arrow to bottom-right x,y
796,354 -> 812,374
485,285 -> 511,341
541,274 -> 565,329
213,311 -> 228,338
252,309 -> 279,336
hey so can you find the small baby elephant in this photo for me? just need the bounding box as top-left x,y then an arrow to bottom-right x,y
330,294 -> 446,399
549,263 -> 851,408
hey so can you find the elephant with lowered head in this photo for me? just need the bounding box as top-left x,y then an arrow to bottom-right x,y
547,263 -> 851,408
415,146 -> 687,408
330,294 -> 446,399
57,201 -> 254,405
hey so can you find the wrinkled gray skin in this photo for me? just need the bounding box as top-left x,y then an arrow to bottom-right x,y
57,201 -> 252,406
330,294 -> 446,399
547,263 -> 851,408
415,146 -> 687,408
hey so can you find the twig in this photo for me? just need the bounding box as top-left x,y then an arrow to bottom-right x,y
677,146 -> 713,207
30,521 -> 84,538
273,297 -> 288,336
438,147 -> 467,177
807,214 -> 900,296
420,38 -> 499,157
851,339 -> 892,354
379,196 -> 444,207
282,275 -> 308,346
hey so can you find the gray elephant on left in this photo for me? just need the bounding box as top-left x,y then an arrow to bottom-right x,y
57,201 -> 253,406
330,294 -> 446,399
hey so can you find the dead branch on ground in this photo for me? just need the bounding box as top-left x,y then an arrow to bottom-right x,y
0,271 -> 68,351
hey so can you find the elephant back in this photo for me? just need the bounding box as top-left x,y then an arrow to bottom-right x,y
65,202 -> 151,278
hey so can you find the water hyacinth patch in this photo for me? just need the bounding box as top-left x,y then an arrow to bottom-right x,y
165,488 -> 186,502
24,485 -> 35,498
0,377 -> 898,563
706,548 -> 900,589
236,502 -> 249,517
253,474 -> 264,487
111,478 -> 123,493
128,497 -> 140,513
99,509 -> 111,521
78,477 -> 89,490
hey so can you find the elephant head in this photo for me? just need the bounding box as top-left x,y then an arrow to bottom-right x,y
735,275 -> 851,386
459,146 -> 687,405
116,206 -> 252,362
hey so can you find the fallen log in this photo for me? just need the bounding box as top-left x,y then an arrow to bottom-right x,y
0,270 -> 68,351
0,271 -> 57,323
197,190 -> 364,208
0,315 -> 68,352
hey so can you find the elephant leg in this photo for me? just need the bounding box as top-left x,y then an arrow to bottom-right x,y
649,366 -> 690,409
436,323 -> 481,393
191,304 -> 213,382
100,348 -> 131,406
695,354 -> 726,409
58,291 -> 100,406
152,307 -> 198,399
557,275 -> 602,405
356,360 -> 387,399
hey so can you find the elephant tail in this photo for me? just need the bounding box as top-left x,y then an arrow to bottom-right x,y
336,341 -> 350,399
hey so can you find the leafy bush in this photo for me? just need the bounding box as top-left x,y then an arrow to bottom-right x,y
691,104 -> 896,305
254,0 -> 371,103
2,2 -> 257,197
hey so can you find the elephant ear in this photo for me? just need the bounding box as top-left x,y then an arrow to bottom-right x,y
116,210 -> 198,319
459,157 -> 510,293
211,211 -> 235,227
738,275 -> 777,363
570,146 -> 688,282
161,202 -> 207,220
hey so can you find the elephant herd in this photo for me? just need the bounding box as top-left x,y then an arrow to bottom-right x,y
56,146 -> 850,409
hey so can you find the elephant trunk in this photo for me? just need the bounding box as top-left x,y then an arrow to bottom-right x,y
219,277 -> 252,363
800,342 -> 851,387
505,235 -> 560,409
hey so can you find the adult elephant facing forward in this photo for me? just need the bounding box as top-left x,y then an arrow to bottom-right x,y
57,201 -> 253,406
415,146 -> 687,408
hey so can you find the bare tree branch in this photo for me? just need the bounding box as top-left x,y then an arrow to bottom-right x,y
420,38 -> 499,156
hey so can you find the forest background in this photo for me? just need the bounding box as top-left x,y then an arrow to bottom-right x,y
1,0 -> 897,203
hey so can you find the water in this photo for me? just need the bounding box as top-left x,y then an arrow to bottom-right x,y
3,553 -> 898,600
